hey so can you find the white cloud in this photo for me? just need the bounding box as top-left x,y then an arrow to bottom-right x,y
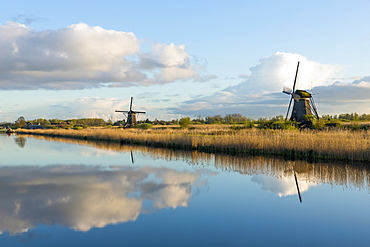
170,52 -> 370,118
312,77 -> 370,115
0,165 -> 211,234
48,97 -> 127,120
135,43 -> 212,85
228,51 -> 339,94
0,22 -> 212,90
5,97 -> 137,121
251,174 -> 316,198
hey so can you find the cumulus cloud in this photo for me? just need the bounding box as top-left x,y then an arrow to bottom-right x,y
170,52 -> 369,118
46,97 -> 128,120
0,96 -> 153,122
18,97 -> 145,121
0,165 -> 211,234
311,76 -> 370,114
251,174 -> 316,198
314,76 -> 370,103
0,22 -> 212,90
247,52 -> 339,93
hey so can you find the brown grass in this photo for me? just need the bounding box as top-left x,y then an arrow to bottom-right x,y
16,126 -> 370,161
15,133 -> 370,190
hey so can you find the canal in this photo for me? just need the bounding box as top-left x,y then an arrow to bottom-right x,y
0,134 -> 369,246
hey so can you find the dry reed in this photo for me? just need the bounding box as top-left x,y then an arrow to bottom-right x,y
16,127 -> 370,161
15,133 -> 370,190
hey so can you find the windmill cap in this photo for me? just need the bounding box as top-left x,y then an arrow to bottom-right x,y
295,90 -> 312,98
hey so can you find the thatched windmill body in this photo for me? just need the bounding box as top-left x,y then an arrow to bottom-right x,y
283,62 -> 319,123
115,97 -> 146,127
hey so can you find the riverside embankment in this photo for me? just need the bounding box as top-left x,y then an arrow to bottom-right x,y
15,127 -> 370,162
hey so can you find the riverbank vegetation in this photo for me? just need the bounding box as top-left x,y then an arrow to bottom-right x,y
2,113 -> 370,131
3,113 -> 370,162
15,126 -> 370,162
12,133 -> 370,190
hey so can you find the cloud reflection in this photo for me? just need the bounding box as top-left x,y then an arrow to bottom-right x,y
0,165 -> 213,234
251,174 -> 316,197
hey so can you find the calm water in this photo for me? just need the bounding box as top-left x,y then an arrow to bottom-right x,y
0,134 -> 369,247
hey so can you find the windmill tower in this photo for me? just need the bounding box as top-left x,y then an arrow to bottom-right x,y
283,62 -> 319,123
115,97 -> 146,127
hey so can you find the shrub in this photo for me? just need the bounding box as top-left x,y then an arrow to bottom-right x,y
325,122 -> 342,128
243,120 -> 254,128
303,115 -> 315,121
135,123 -> 153,129
274,121 -> 298,130
179,117 -> 191,129
257,120 -> 274,129
313,119 -> 326,130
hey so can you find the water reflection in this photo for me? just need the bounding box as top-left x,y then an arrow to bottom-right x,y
14,137 -> 26,148
17,134 -> 369,192
0,165 -> 213,234
1,134 -> 368,246
252,175 -> 315,198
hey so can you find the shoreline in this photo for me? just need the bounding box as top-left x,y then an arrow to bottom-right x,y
14,127 -> 370,163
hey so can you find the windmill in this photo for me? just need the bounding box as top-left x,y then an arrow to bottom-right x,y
283,62 -> 319,125
115,97 -> 146,127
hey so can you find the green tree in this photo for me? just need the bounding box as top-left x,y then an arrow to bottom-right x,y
14,116 -> 26,128
179,117 -> 191,129
243,119 -> 255,128
31,118 -> 50,127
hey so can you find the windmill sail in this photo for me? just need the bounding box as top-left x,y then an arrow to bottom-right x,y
283,62 -> 319,123
285,62 -> 300,122
294,171 -> 302,203
115,97 -> 146,127
283,86 -> 292,95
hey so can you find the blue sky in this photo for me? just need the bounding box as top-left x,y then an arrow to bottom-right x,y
1,0 -> 369,122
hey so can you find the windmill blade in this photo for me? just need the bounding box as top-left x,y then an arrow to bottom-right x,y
285,96 -> 293,122
129,97 -> 133,111
306,100 -> 318,119
294,171 -> 302,203
283,86 -> 292,95
284,61 -> 300,122
292,61 -> 300,92
115,110 -> 129,113
310,97 -> 320,119
134,111 -> 146,114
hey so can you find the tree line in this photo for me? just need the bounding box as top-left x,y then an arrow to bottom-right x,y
1,116 -> 111,129
1,112 -> 369,129
322,113 -> 370,121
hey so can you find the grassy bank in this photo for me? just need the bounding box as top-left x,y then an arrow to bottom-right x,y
15,127 -> 370,162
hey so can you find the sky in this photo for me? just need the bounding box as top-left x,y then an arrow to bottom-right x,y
1,0 -> 370,122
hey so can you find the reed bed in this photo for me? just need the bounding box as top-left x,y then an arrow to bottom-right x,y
15,133 -> 370,189
16,127 -> 370,162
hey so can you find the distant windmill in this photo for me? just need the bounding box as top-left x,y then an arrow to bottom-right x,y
115,97 -> 146,127
283,62 -> 319,124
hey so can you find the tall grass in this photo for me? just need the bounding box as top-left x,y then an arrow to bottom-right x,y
16,126 -> 370,161
15,133 -> 370,190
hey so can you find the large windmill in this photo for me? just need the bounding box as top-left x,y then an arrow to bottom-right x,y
283,62 -> 319,124
115,97 -> 146,127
